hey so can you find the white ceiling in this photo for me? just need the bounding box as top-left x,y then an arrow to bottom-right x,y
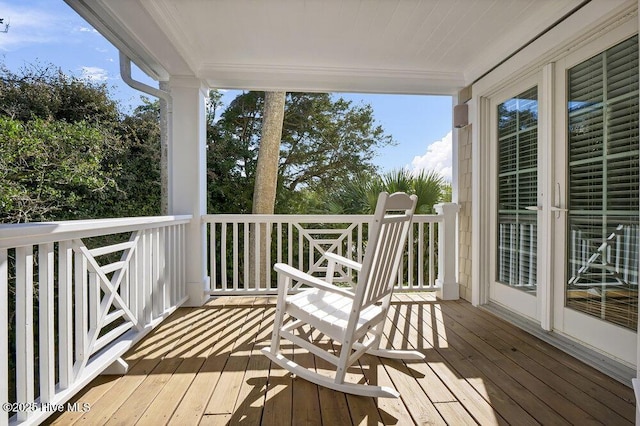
67,0 -> 586,94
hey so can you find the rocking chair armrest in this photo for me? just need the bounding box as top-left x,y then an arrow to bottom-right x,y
324,252 -> 362,271
274,263 -> 355,298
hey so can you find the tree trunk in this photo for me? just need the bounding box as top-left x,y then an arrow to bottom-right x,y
253,91 -> 286,214
251,91 -> 286,288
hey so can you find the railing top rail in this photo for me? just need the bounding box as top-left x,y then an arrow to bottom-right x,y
202,213 -> 442,224
0,215 -> 192,249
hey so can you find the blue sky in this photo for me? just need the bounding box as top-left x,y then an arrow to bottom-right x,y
0,0 -> 453,178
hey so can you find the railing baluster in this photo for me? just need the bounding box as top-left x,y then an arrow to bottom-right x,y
288,223 -> 293,265
143,229 -> 152,325
160,227 -> 167,313
357,223 -> 363,264
298,225 -> 303,271
130,235 -> 139,324
181,223 -> 187,298
58,241 -> 74,389
168,225 -> 175,305
122,242 -> 131,312
429,222 -> 435,287
406,225 -> 414,289
39,243 -> 56,402
74,246 -> 88,375
307,226 -> 312,273
252,221 -> 262,290
243,222 -> 249,290
210,222 -> 217,290
266,222 -> 272,289
153,227 -> 161,319
221,223 -> 228,290
89,270 -> 99,338
137,230 -> 145,326
16,246 -> 34,422
233,222 -> 239,289
418,223 -> 425,289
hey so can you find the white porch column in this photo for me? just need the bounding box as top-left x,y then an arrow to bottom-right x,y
169,77 -> 209,307
435,202 -> 460,300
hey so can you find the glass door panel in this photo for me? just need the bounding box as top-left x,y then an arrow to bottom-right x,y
497,87 -> 538,293
565,35 -> 639,332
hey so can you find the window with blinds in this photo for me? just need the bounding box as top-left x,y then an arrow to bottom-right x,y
566,35 -> 639,330
496,87 -> 538,292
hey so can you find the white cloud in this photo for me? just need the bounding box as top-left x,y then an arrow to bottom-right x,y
0,2 -> 98,51
80,66 -> 108,82
410,131 -> 453,181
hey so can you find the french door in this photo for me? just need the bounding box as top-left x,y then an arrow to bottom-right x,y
488,29 -> 638,366
488,78 -> 542,324
551,33 -> 639,366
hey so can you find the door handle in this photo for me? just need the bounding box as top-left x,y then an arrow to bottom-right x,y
525,206 -> 542,211
553,183 -> 568,218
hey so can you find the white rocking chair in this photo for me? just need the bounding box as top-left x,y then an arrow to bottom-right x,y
261,192 -> 424,398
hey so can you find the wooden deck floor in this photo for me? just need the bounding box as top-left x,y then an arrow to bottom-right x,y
48,294 -> 636,425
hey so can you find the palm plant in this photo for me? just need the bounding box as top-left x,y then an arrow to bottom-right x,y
324,168 -> 446,214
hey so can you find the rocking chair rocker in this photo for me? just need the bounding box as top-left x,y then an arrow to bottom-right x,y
261,192 -> 424,398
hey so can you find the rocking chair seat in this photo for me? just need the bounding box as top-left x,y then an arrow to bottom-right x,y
286,288 -> 385,342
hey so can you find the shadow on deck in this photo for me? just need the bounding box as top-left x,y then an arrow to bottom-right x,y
48,294 -> 635,425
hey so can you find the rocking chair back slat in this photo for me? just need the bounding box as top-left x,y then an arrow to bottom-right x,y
357,194 -> 417,309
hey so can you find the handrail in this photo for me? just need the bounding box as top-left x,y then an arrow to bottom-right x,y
0,215 -> 192,249
203,213 -> 444,223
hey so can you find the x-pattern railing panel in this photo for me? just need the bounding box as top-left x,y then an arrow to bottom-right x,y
0,216 -> 190,426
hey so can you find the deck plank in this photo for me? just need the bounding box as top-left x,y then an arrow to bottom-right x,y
291,343 -> 322,425
455,299 -> 636,420
56,309 -> 193,425
444,298 -> 633,425
135,305 -> 230,425
169,299 -> 259,425
205,299 -> 266,415
400,294 -> 564,426
387,300 -> 510,426
45,294 -> 635,426
314,339 -> 355,426
227,305 -> 274,424
438,302 -> 600,424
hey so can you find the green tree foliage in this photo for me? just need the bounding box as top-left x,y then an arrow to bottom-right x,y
207,91 -> 394,213
0,62 -> 120,124
0,62 -> 161,222
0,117 -> 121,222
112,98 -> 162,217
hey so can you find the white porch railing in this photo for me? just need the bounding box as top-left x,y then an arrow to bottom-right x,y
204,207 -> 457,295
0,215 -> 190,426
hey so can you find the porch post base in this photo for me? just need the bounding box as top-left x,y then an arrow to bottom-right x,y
436,279 -> 459,300
101,357 -> 128,375
184,277 -> 210,307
